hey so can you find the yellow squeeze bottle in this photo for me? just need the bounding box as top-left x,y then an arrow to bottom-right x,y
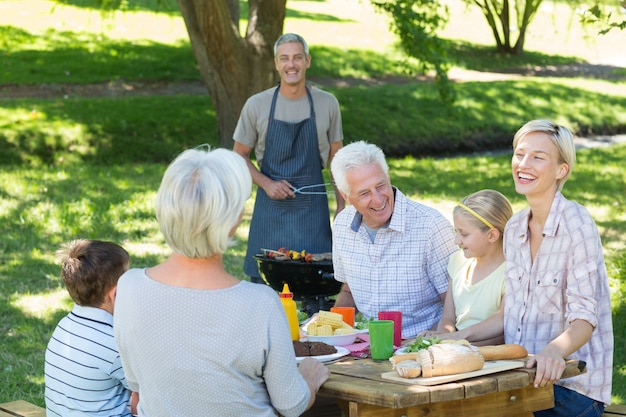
280,283 -> 300,341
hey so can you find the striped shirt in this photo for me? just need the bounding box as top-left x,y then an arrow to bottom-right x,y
45,304 -> 131,417
332,188 -> 457,337
503,191 -> 613,405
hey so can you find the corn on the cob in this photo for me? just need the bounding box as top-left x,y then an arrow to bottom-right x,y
339,321 -> 354,331
306,310 -> 355,337
319,324 -> 333,336
310,323 -> 333,336
317,310 -> 344,328
307,322 -> 333,336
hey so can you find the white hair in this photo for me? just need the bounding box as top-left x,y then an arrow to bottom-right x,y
330,141 -> 389,195
156,147 -> 251,258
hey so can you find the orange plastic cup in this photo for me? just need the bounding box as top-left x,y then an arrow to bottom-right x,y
330,307 -> 355,327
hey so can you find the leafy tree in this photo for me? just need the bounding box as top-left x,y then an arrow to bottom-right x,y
371,0 -> 455,104
60,0 -> 286,148
462,0 -> 544,54
176,0 -> 285,148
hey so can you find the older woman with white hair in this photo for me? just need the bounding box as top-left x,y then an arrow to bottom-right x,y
114,146 -> 328,417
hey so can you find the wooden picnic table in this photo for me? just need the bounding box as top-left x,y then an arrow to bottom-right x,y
0,400 -> 45,417
318,357 -> 586,417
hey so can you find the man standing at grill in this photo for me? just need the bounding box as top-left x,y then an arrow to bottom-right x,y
233,33 -> 345,283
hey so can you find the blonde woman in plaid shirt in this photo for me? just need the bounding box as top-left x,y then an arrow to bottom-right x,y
503,120 -> 613,417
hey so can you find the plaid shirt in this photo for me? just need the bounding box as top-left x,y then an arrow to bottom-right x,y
332,188 -> 456,338
504,191 -> 613,405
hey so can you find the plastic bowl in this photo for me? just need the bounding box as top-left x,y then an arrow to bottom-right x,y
305,332 -> 358,346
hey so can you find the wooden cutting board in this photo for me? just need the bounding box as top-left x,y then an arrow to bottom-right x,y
381,360 -> 524,386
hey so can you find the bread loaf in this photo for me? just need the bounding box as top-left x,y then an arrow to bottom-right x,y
477,344 -> 528,361
389,339 -> 470,366
394,360 -> 422,378
440,339 -> 470,346
418,343 -> 484,377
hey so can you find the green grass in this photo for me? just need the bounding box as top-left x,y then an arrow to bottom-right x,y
0,26 -> 199,85
1,0 -> 625,408
0,95 -> 216,165
2,78 -> 624,165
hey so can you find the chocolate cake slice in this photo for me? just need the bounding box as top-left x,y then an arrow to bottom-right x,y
293,341 -> 337,357
293,341 -> 311,357
309,342 -> 337,356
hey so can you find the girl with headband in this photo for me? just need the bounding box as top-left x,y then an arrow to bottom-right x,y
419,189 -> 512,345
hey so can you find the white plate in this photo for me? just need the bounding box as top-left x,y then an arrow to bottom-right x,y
296,346 -> 350,364
305,332 -> 358,346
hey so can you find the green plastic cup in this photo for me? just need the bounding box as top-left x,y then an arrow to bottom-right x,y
369,320 -> 394,360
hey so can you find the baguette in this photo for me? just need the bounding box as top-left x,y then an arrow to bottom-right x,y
419,343 -> 484,377
477,344 -> 528,361
394,360 -> 422,378
389,352 -> 420,365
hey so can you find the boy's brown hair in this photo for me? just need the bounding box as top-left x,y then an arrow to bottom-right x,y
57,239 -> 130,307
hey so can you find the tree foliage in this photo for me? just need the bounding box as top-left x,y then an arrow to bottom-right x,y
580,3 -> 626,34
370,0 -> 455,104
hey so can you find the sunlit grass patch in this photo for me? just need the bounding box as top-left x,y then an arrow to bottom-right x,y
11,289 -> 71,321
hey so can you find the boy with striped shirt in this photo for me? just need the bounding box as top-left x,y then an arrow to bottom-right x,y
44,239 -> 137,417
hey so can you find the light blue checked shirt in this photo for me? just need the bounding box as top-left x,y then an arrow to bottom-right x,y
332,188 -> 457,338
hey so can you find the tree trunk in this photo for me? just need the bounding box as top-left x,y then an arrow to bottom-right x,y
176,0 -> 286,148
469,0 -> 543,55
513,0 -> 543,54
499,0 -> 511,51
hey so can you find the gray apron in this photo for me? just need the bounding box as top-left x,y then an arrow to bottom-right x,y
244,86 -> 332,279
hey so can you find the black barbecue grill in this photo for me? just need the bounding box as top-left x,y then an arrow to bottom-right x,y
254,254 -> 341,314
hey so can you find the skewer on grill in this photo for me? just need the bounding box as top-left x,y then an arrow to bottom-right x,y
310,252 -> 332,262
260,249 -> 332,262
